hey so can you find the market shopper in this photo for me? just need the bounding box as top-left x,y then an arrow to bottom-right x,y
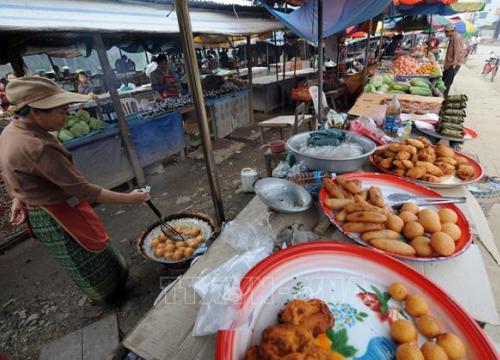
443,23 -> 465,97
150,54 -> 179,99
0,77 -> 150,307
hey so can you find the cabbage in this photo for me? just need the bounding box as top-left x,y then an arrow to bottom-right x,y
65,116 -> 78,129
76,110 -> 91,123
364,84 -> 375,93
58,129 -> 75,142
70,121 -> 90,138
379,84 -> 391,93
89,118 -> 105,130
382,74 -> 394,86
369,75 -> 384,88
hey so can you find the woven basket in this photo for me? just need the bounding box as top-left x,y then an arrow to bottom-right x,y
468,176 -> 500,216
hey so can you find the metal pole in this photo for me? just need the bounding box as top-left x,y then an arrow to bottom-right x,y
246,35 -> 255,124
92,33 -> 145,186
317,0 -> 324,124
274,31 -> 279,83
282,37 -> 286,113
378,15 -> 386,62
175,0 -> 225,226
144,50 -> 150,64
266,42 -> 270,73
363,18 -> 373,86
427,15 -> 433,56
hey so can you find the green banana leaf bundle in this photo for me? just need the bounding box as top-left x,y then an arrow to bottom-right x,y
440,109 -> 466,117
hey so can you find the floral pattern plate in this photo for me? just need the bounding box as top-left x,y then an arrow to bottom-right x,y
216,243 -> 497,360
319,172 -> 473,262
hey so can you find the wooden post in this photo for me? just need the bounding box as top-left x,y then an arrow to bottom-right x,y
282,36 -> 286,113
92,33 -> 145,186
175,0 -> 225,225
317,0 -> 324,124
246,35 -> 255,124
378,15 -> 386,62
7,46 -> 25,77
363,18 -> 373,86
274,31 -> 279,83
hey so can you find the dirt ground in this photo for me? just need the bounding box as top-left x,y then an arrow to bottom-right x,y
0,118 -> 284,360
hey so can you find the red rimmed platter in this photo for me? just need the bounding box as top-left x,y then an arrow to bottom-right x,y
216,243 -> 497,360
414,120 -> 478,141
319,172 -> 472,262
369,145 -> 484,188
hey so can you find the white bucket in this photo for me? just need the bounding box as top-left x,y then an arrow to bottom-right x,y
240,168 -> 259,193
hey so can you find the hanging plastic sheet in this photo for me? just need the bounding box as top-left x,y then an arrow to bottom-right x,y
260,0 -> 392,42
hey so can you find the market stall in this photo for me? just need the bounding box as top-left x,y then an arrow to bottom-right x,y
0,0 -> 283,190
122,181 -> 499,359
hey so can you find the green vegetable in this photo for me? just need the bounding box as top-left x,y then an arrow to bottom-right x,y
89,118 -> 105,130
369,75 -> 384,88
364,84 -> 375,93
58,129 -> 75,142
410,86 -> 431,96
382,74 -> 394,86
410,78 -> 430,89
65,116 -> 78,129
76,109 -> 91,123
379,84 -> 391,93
391,83 -> 410,92
70,121 -> 90,138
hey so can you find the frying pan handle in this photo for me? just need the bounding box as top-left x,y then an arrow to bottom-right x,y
146,200 -> 163,221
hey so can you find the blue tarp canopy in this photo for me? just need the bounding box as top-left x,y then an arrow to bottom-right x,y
395,4 -> 458,16
260,0 -> 392,43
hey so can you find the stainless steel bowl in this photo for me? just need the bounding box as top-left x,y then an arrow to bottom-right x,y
286,131 -> 376,173
254,178 -> 312,213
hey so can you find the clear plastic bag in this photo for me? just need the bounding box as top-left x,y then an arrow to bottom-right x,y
349,116 -> 394,145
191,221 -> 275,336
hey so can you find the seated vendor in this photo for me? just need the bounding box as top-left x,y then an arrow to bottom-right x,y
150,54 -> 179,99
77,71 -> 94,96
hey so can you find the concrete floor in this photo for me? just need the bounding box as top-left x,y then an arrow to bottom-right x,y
454,44 -> 500,344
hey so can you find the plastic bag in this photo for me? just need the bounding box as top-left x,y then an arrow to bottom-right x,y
191,221 -> 275,336
349,117 -> 394,145
370,104 -> 387,128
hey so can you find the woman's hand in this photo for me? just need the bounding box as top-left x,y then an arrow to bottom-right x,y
127,189 -> 151,204
10,198 -> 26,225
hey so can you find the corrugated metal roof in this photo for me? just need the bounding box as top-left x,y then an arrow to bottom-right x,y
0,0 -> 282,34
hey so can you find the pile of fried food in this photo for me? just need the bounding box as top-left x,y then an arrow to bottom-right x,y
323,176 -> 462,257
244,299 -> 334,360
149,225 -> 204,261
388,282 -> 467,359
372,138 -> 477,183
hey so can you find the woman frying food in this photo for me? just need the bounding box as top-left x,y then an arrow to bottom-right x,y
0,77 -> 150,306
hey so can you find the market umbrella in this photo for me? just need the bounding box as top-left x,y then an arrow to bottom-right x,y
451,18 -> 477,35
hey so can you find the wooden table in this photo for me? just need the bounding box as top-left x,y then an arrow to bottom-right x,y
122,182 -> 499,360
